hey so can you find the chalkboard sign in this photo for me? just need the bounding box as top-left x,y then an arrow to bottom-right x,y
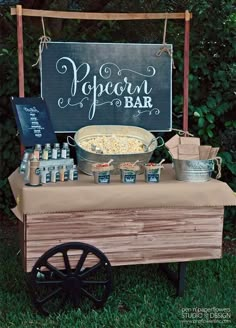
11,97 -> 57,147
41,42 -> 172,132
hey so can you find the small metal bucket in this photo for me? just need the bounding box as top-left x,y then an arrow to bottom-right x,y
173,159 -> 217,182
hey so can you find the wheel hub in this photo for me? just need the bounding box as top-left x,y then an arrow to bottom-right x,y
63,276 -> 81,291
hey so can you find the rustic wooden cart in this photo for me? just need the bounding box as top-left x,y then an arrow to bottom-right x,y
9,6 -> 236,315
9,165 -> 236,315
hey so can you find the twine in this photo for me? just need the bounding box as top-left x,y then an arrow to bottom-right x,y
172,128 -> 194,137
156,14 -> 176,69
32,17 -> 51,67
214,156 -> 222,179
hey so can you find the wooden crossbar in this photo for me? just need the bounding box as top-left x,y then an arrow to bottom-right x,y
11,8 -> 192,20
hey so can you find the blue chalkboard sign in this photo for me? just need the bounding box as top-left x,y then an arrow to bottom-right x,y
11,97 -> 57,147
41,42 -> 172,132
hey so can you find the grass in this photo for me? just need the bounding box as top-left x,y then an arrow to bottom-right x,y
0,222 -> 235,328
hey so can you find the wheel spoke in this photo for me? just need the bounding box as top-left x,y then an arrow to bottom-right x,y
60,293 -> 68,308
36,280 -> 63,286
81,287 -> 101,305
62,251 -> 71,273
37,287 -> 62,305
82,280 -> 109,286
80,261 -> 103,278
45,261 -> 65,279
75,250 -> 89,274
71,291 -> 81,308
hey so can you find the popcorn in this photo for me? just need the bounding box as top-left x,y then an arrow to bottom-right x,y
80,136 -> 144,154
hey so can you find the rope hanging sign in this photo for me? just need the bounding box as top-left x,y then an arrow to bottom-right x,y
156,15 -> 176,69
32,17 -> 51,67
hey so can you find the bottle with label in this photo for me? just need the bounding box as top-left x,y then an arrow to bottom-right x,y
34,144 -> 42,160
19,150 -> 31,175
61,142 -> 70,159
69,165 -> 79,181
41,167 -> 47,184
29,154 -> 41,186
59,165 -> 65,182
64,165 -> 69,181
56,166 -> 60,182
52,143 -> 61,159
51,166 -> 60,182
45,167 -> 51,183
42,148 -> 48,160
51,166 -> 57,183
44,144 -> 52,160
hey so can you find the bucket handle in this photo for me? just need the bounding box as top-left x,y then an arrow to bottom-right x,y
152,136 -> 165,149
213,156 -> 222,179
144,136 -> 165,152
67,136 -> 76,147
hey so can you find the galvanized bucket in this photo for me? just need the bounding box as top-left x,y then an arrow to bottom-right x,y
68,125 -> 164,175
173,158 -> 222,182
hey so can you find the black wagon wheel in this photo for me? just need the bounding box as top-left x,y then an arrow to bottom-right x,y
29,242 -> 112,315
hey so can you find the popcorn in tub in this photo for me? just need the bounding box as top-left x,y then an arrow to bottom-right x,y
119,161 -> 140,183
80,135 -> 144,154
91,161 -> 114,184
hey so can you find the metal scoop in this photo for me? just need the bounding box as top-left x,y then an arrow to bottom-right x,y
91,144 -> 103,154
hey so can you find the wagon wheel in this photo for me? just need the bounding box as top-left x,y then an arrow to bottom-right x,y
29,242 -> 112,315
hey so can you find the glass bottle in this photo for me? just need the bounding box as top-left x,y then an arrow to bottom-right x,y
61,142 -> 70,159
52,143 -> 61,159
34,144 -> 42,160
69,165 -> 79,181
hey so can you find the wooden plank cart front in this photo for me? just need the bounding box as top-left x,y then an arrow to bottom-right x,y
9,165 -> 236,314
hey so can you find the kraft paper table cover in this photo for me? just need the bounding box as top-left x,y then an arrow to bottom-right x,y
8,164 -> 236,218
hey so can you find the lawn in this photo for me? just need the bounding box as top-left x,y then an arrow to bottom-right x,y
0,221 -> 235,328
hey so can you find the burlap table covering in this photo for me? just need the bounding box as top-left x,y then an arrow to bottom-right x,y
9,164 -> 236,220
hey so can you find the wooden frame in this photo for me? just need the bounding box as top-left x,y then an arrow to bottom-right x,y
11,5 -> 192,135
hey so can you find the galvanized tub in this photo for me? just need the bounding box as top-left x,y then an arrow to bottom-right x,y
173,159 -> 217,182
68,125 -> 163,175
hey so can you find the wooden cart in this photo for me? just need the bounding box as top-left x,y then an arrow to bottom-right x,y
9,165 -> 236,315
9,6 -> 236,315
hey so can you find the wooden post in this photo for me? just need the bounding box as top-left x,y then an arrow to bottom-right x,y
16,5 -> 25,155
183,10 -> 190,133
16,5 -> 24,97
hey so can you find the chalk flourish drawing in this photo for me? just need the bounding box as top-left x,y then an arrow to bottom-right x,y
58,96 -> 89,109
95,98 -> 122,107
99,62 -> 156,79
133,107 -> 160,118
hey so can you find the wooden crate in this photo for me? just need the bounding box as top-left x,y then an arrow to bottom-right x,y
20,207 -> 224,272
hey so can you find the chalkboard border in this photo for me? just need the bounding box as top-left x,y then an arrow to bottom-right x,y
40,41 -> 173,133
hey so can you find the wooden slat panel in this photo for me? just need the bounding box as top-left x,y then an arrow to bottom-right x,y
26,247 -> 222,272
11,8 -> 192,20
25,207 -> 223,272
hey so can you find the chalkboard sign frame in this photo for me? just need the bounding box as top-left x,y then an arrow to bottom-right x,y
40,42 -> 172,133
11,97 -> 57,147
